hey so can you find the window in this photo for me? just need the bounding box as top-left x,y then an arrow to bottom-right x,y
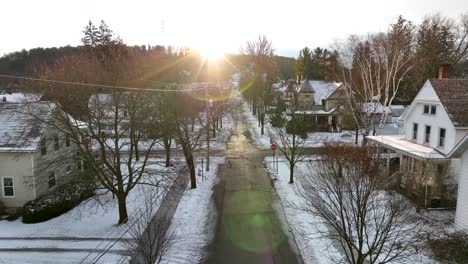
65,134 -> 70,147
423,105 -> 429,114
423,105 -> 436,115
66,164 -> 72,173
439,128 -> 446,147
425,125 -> 431,143
40,138 -> 47,156
48,172 -> 56,189
77,160 -> 88,172
54,134 -> 59,151
2,177 -> 14,197
413,123 -> 418,140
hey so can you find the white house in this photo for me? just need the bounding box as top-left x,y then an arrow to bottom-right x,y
0,102 -> 81,213
449,135 -> 468,231
368,76 -> 468,208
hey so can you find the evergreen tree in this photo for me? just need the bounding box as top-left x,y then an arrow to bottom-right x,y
295,47 -> 314,79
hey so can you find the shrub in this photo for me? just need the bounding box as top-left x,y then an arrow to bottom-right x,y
22,181 -> 95,223
429,232 -> 468,263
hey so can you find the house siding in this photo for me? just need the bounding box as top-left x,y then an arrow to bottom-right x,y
0,152 -> 35,209
33,124 -> 78,199
403,82 -> 457,155
455,150 -> 468,230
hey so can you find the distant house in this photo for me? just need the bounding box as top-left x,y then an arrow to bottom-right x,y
368,74 -> 468,208
277,78 -> 352,132
0,102 -> 80,213
0,92 -> 42,103
88,93 -> 130,137
449,135 -> 468,231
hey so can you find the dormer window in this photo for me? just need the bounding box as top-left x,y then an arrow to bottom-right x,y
423,105 -> 436,115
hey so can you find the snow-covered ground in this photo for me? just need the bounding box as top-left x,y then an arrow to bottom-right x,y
161,156 -> 225,264
0,158 -> 183,264
265,156 -> 342,263
200,113 -> 235,150
242,101 -> 363,149
265,156 -> 451,264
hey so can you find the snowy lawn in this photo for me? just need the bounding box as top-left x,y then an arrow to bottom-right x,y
242,101 -> 363,149
0,157 -> 183,264
265,156 -> 451,264
161,156 -> 225,264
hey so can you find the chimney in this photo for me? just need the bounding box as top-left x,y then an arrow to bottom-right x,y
300,74 -> 304,81
2,96 -> 6,102
296,75 -> 300,84
438,64 -> 451,79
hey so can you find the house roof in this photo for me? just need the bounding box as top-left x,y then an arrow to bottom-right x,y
294,108 -> 338,116
0,92 -> 42,103
361,102 -> 392,114
306,80 -> 342,105
0,102 -> 55,152
298,79 -> 315,93
367,135 -> 447,160
448,134 -> 468,158
430,79 -> 468,127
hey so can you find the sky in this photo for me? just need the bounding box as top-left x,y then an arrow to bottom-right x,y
1,0 -> 468,58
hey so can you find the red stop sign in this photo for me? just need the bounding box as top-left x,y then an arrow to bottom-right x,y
271,143 -> 277,151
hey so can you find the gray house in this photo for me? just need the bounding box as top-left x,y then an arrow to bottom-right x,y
0,102 -> 80,213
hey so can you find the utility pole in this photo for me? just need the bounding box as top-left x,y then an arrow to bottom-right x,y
206,85 -> 210,172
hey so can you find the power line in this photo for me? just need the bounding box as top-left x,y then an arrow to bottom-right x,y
0,74 -> 211,92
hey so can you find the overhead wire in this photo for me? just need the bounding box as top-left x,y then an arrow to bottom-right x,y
0,74 -> 225,92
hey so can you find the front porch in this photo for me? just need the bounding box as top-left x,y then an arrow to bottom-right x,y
368,135 -> 457,208
294,110 -> 342,133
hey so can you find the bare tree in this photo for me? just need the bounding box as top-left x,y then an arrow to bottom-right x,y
272,117 -> 307,183
24,21 -> 163,224
242,35 -> 277,135
336,16 -> 415,138
125,191 -> 176,264
173,94 -> 205,189
299,143 -> 420,264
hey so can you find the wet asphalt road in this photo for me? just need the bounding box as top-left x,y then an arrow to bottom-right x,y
203,113 -> 302,264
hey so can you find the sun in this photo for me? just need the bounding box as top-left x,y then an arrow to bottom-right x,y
197,44 -> 225,62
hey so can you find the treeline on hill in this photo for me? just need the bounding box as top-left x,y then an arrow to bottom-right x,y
0,28 -> 295,87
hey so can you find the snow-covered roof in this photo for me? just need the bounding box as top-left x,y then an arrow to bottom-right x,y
295,108 -> 337,115
0,92 -> 41,103
448,134 -> 468,158
367,135 -> 447,160
306,80 -> 342,105
390,105 -> 405,110
298,79 -> 315,93
361,102 -> 391,114
0,102 -> 55,152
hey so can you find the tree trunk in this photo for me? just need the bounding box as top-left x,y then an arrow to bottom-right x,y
252,98 -> 257,115
117,193 -> 129,224
355,129 -> 359,144
163,138 -> 171,167
220,114 -> 223,128
212,120 -> 216,138
260,113 -> 264,135
289,161 -> 294,184
135,144 -> 140,161
187,153 -> 196,189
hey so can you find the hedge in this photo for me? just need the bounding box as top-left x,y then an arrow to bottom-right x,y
22,181 -> 96,223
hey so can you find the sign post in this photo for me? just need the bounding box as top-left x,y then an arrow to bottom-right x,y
271,143 -> 277,173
